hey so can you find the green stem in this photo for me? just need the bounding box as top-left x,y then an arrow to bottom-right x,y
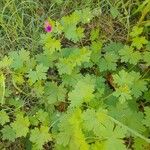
12,78 -> 28,96
108,115 -> 150,143
1,74 -> 5,105
142,68 -> 150,78
102,92 -> 114,101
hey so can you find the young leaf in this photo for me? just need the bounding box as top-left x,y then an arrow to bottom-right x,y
130,26 -> 143,37
90,28 -> 100,41
0,56 -> 12,69
131,36 -> 148,49
76,27 -> 85,40
41,34 -> 61,55
12,74 -> 25,85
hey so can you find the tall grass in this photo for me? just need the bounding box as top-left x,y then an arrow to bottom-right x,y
0,0 -> 149,56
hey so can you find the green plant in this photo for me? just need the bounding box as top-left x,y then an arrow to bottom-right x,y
0,7 -> 150,150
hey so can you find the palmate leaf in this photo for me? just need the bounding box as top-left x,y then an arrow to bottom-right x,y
57,114 -> 74,147
103,42 -> 124,55
30,126 -> 52,150
11,113 -> 30,138
98,125 -> 127,150
143,107 -> 150,128
61,10 -> 80,28
110,6 -> 119,19
57,47 -> 91,75
98,52 -> 118,72
62,26 -> 85,43
119,45 -> 141,65
9,49 -> 30,70
60,8 -> 93,42
90,41 -> 103,63
143,51 -> 150,66
56,131 -> 72,148
130,26 -> 143,37
83,108 -> 127,150
0,110 -> 10,125
60,11 -> 80,42
112,70 -> 148,102
94,76 -> 106,98
90,140 -> 126,150
80,8 -> 93,24
35,109 -> 50,126
12,74 -> 25,85
41,33 -> 61,55
113,70 -> 134,87
82,109 -> 107,136
130,71 -> 148,98
62,72 -> 83,87
68,127 -> 89,150
144,90 -> 150,102
109,104 -> 146,134
70,28 -> 84,42
36,64 -> 48,80
36,53 -> 55,68
44,82 -> 67,104
76,27 -> 85,40
68,75 -> 95,107
1,125 -> 16,142
131,36 -> 148,50
133,138 -> 150,150
0,56 -> 12,69
113,85 -> 132,103
90,28 -> 100,41
32,81 -> 45,98
112,70 -> 134,103
56,109 -> 89,150
27,64 -> 48,84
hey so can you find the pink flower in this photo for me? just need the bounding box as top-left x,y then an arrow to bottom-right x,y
44,21 -> 52,32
